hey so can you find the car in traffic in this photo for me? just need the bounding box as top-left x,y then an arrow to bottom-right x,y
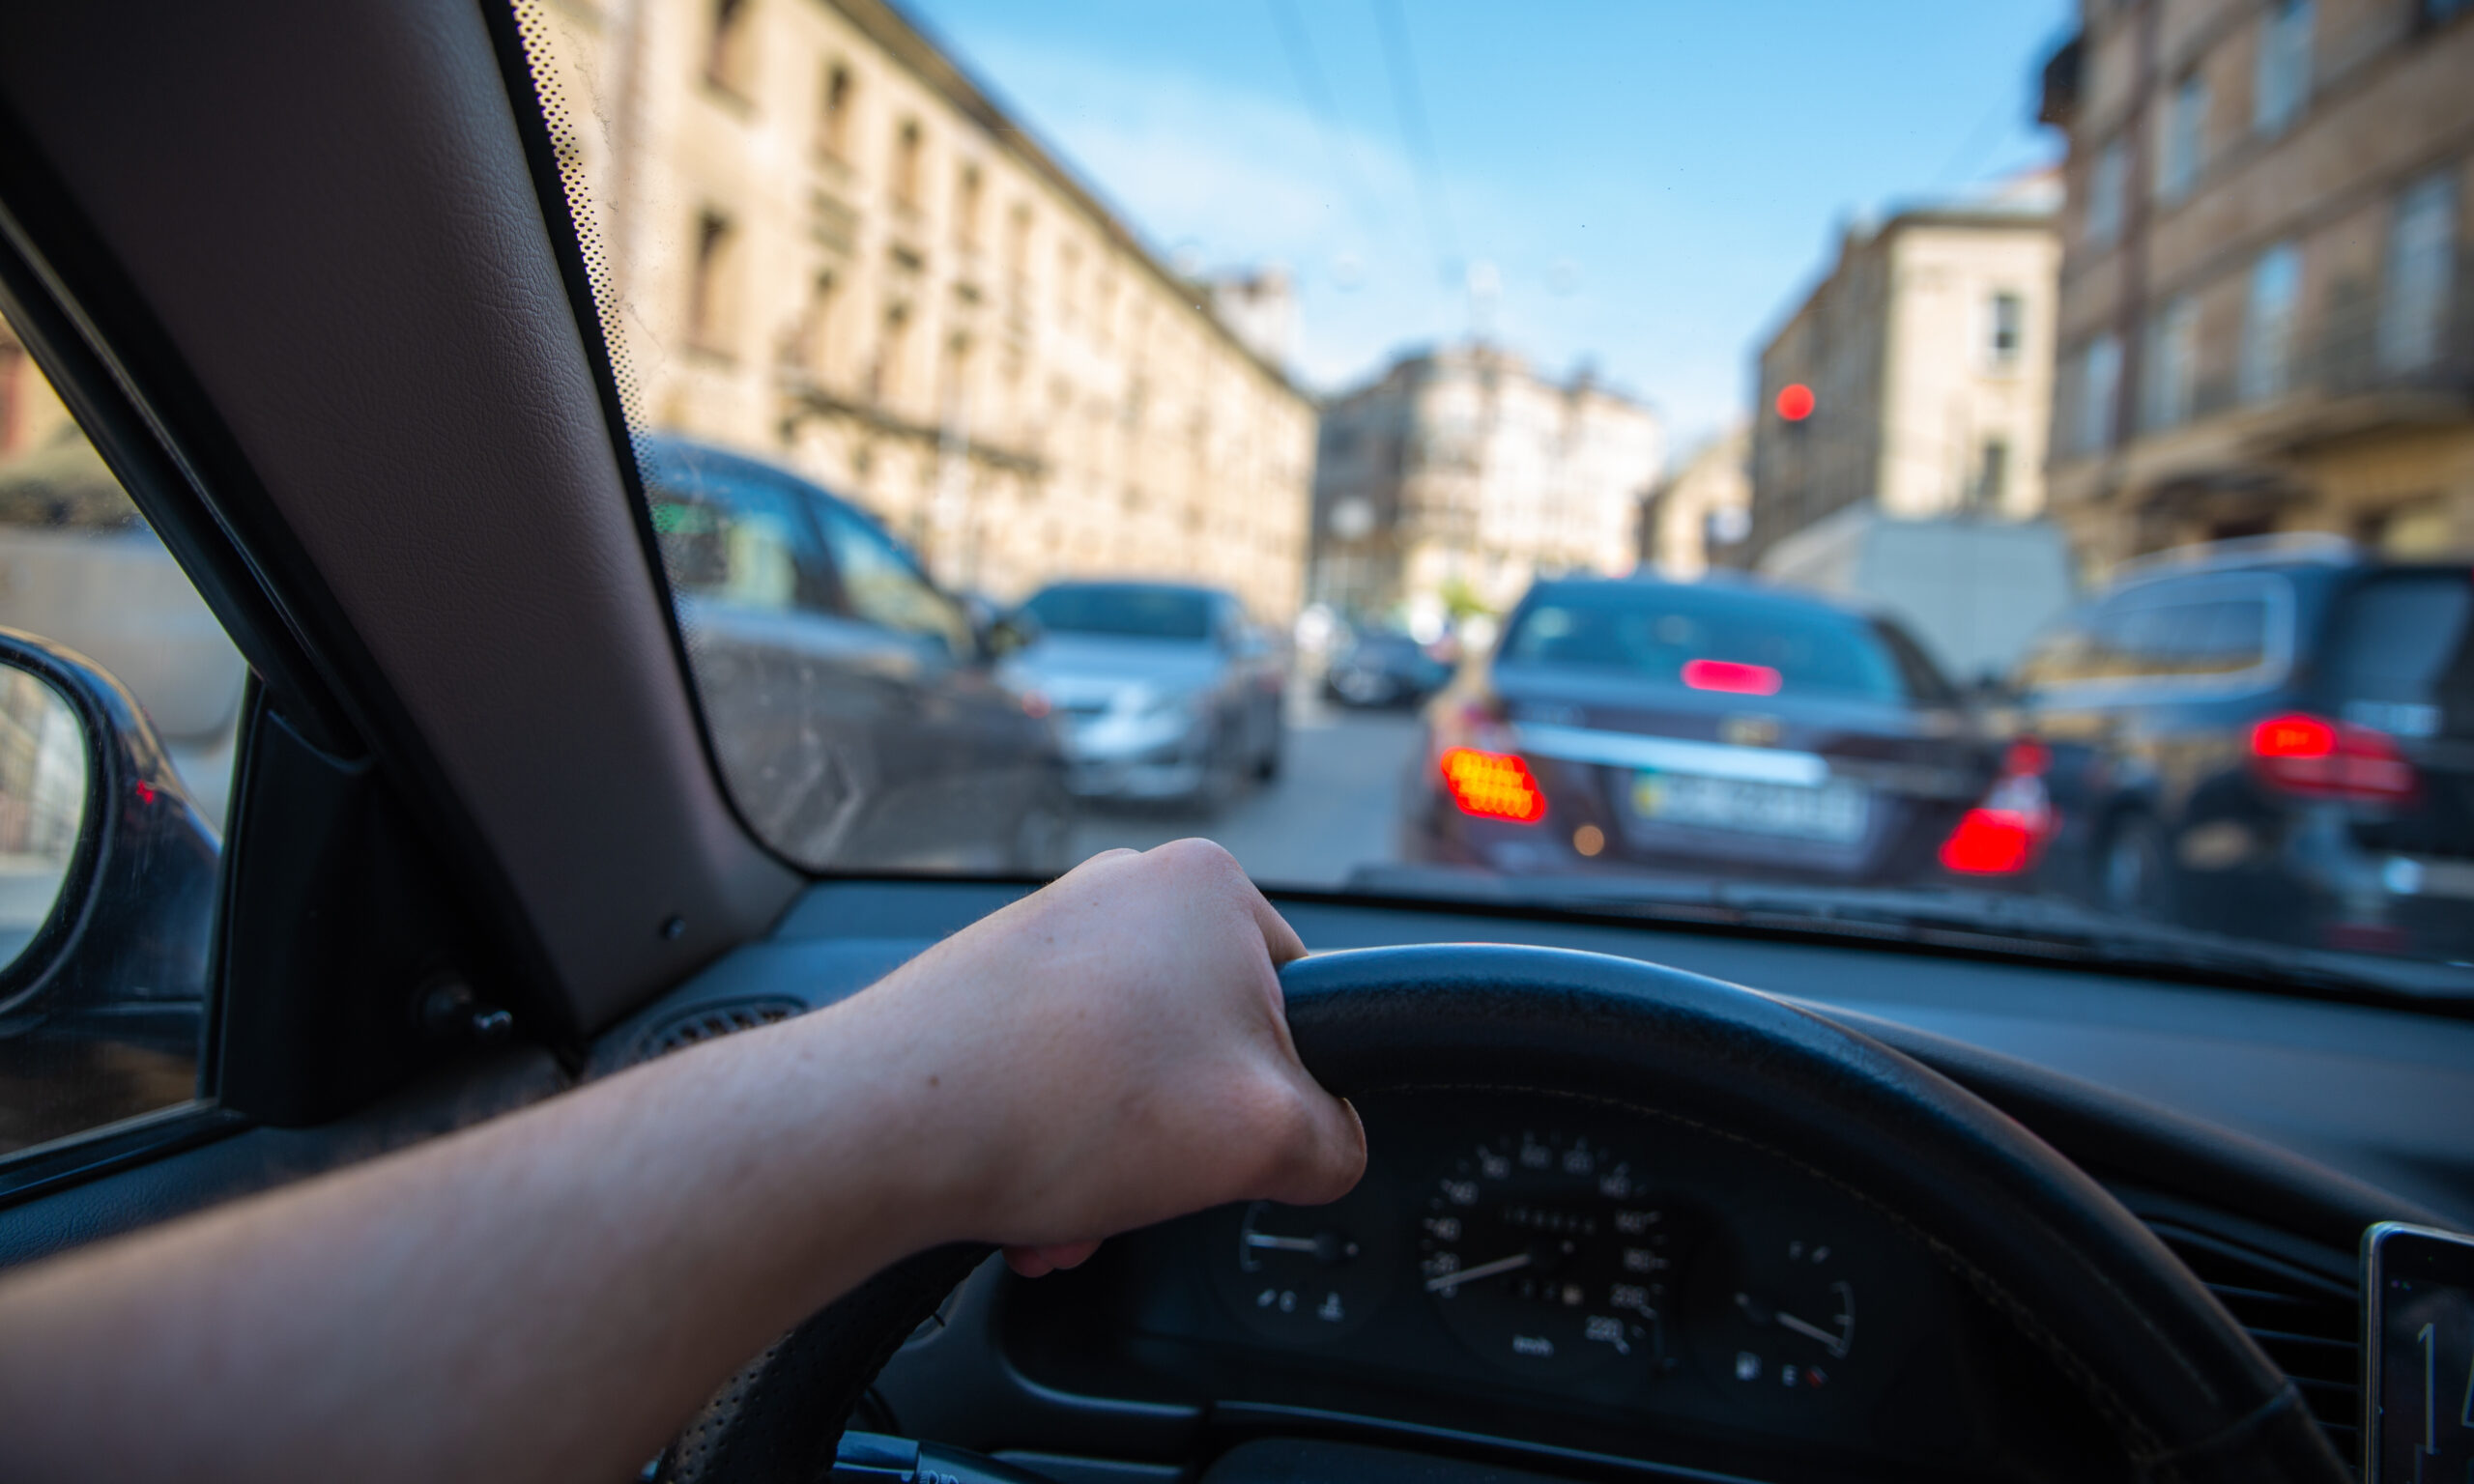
1400,574 -> 2009,886
638,437 -> 1068,874
2010,536 -> 2474,960
1000,581 -> 1284,813
1322,627 -> 1453,708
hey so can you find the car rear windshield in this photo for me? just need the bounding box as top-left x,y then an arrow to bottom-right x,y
1024,585 -> 1213,641
1499,585 -> 1916,701
2324,571 -> 2474,738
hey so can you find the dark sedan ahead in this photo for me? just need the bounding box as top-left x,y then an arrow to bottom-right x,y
1401,575 -> 2015,886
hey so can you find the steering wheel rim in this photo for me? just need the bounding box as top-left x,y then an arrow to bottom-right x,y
668,942 -> 2350,1483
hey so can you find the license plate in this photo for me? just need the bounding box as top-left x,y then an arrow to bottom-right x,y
1630,770 -> 1869,843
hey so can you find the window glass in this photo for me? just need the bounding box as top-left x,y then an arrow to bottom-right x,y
2241,243 -> 2302,402
2142,296 -> 2198,431
811,499 -> 971,656
2077,334 -> 2121,453
2086,138 -> 2127,246
2254,0 -> 2313,135
2380,171 -> 2457,375
2159,73 -> 2208,202
0,302 -> 223,1159
647,475 -> 835,614
1500,585 -> 1913,702
2325,575 -> 2472,732
1023,584 -> 1215,642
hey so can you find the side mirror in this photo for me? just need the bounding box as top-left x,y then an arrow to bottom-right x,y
978,608 -> 1043,661
0,627 -> 218,1132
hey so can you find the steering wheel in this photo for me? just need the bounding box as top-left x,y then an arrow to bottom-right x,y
662,944 -> 2350,1483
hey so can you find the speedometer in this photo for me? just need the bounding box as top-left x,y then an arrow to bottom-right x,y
1416,1128 -> 1688,1381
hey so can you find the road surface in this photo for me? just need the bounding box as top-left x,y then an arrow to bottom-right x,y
1065,689 -> 1425,888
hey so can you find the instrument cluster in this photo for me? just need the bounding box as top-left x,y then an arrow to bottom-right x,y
1023,1092 -> 1971,1457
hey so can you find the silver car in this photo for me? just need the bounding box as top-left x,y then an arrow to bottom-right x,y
1001,582 -> 1285,813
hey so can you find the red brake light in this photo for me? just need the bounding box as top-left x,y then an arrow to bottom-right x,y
1940,809 -> 2038,874
2248,712 -> 2416,804
1682,659 -> 1782,696
1440,747 -> 1547,823
1940,736 -> 2056,875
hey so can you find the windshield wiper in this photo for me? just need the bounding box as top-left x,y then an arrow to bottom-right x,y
1340,865 -> 2474,1005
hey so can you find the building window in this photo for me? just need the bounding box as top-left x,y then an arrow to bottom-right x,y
872,303 -> 911,404
687,211 -> 739,355
1058,243 -> 1080,327
2379,169 -> 2458,375
955,164 -> 983,249
705,0 -> 757,98
2086,137 -> 2128,247
892,118 -> 923,209
2158,72 -> 2208,203
2073,337 -> 2120,455
1988,291 -> 2025,368
2239,242 -> 2303,402
800,271 -> 837,378
819,63 -> 853,157
1971,437 -> 2010,510
2254,0 -> 2313,135
2143,294 -> 2200,431
1007,203 -> 1032,287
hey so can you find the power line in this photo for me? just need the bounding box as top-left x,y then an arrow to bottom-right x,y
1263,0 -> 1392,257
1369,0 -> 1460,286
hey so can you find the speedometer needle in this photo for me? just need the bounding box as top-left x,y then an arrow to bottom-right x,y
1774,1310 -> 1850,1357
1426,1251 -> 1532,1293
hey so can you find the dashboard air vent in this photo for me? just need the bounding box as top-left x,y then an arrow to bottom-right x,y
2145,1219 -> 2359,1465
634,997 -> 803,1065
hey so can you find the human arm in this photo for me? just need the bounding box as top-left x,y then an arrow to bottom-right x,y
0,839 -> 1364,1484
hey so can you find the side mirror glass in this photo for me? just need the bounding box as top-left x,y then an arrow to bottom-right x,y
0,668 -> 89,972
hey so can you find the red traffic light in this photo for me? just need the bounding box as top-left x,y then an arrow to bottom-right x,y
1776,384 -> 1815,422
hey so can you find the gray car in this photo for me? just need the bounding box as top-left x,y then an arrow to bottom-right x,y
1002,582 -> 1285,813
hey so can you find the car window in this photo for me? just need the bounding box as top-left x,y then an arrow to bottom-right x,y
1501,585 -> 1911,702
809,499 -> 971,658
2028,586 -> 2273,687
1022,585 -> 1215,642
0,304 -> 223,1160
2326,573 -> 2473,737
648,475 -> 835,615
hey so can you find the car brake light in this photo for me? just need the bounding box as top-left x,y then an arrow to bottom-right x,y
1682,659 -> 1782,696
1440,747 -> 1547,823
1940,737 -> 2056,875
2248,712 -> 2417,804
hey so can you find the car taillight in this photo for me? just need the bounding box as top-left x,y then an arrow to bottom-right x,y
2248,712 -> 2417,804
1440,747 -> 1546,823
1682,658 -> 1782,696
1940,738 -> 2056,875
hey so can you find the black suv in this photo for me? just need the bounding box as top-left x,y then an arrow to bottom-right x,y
2013,539 -> 2473,960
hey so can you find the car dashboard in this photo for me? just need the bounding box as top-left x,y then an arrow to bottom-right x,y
591,878 -> 2474,1482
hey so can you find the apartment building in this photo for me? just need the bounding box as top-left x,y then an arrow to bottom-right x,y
516,0 -> 1315,616
2039,0 -> 2474,569
1638,425 -> 1751,580
1743,186 -> 2062,567
1309,344 -> 1662,627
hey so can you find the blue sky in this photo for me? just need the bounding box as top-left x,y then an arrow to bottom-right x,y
902,1 -> 2075,448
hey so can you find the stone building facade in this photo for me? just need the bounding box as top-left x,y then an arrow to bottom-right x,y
1309,345 -> 1662,630
520,0 -> 1315,617
1638,424 -> 1751,580
2038,0 -> 2474,571
1744,193 -> 2062,566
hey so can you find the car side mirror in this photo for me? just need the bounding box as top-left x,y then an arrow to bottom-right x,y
0,627 -> 218,1042
977,608 -> 1043,661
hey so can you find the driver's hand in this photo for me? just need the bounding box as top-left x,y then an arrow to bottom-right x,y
836,839 -> 1365,1275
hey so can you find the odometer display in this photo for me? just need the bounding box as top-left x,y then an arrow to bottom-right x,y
1416,1129 -> 1686,1382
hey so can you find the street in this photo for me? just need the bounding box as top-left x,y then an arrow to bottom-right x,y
1065,688 -> 1426,888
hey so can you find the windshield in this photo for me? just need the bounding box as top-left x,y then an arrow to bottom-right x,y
508,1 -> 2474,991
1500,585 -> 1918,704
1025,585 -> 1216,642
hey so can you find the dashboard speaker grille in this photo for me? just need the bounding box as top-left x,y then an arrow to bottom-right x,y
633,997 -> 803,1065
2145,1219 -> 2359,1465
